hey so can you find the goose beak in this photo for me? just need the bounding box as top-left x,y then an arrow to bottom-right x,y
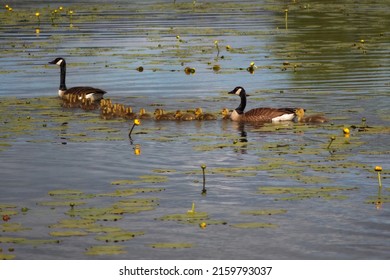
228,89 -> 235,94
48,60 -> 56,64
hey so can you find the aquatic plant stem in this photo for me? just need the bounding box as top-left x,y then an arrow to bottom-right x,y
214,40 -> 220,60
128,119 -> 141,142
375,166 -> 382,188
201,164 -> 207,195
327,136 -> 336,149
374,166 -> 383,209
285,9 -> 288,30
361,117 -> 366,128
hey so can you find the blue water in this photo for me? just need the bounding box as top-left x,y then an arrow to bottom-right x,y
0,1 -> 389,259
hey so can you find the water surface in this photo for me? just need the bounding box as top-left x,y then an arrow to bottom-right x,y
0,0 -> 389,259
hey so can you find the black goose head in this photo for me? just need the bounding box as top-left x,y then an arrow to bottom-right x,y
49,57 -> 66,66
228,86 -> 248,114
228,86 -> 246,96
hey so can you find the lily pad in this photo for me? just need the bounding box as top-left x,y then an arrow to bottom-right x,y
100,188 -> 164,197
0,209 -> 19,216
0,203 -> 17,209
66,206 -> 125,221
95,231 -> 144,242
257,186 -> 358,201
0,253 -> 15,260
153,169 -> 176,173
37,201 -> 86,207
48,189 -> 85,196
158,212 -> 209,223
49,219 -> 96,229
0,237 -> 27,243
1,223 -> 32,232
86,226 -> 123,233
111,176 -> 168,185
49,231 -> 89,237
231,222 -> 279,229
365,195 -> 390,204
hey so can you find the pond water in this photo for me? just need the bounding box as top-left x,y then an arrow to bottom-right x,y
0,0 -> 389,259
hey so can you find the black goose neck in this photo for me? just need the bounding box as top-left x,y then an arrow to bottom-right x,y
59,61 -> 67,90
235,91 -> 246,114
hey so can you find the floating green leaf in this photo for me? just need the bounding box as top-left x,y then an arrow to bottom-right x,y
48,189 -> 84,196
0,237 -> 27,243
95,231 -> 144,242
37,201 -> 86,207
49,231 -> 89,237
158,212 -> 209,222
49,219 -> 96,229
100,188 -> 164,197
231,223 -> 278,229
365,195 -> 390,204
111,176 -> 168,185
257,186 -> 358,201
1,223 -> 32,232
0,253 -> 15,260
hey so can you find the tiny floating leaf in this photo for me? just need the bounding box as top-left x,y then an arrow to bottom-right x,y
231,222 -> 278,229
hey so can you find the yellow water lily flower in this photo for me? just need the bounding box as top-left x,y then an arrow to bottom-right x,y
375,166 -> 382,172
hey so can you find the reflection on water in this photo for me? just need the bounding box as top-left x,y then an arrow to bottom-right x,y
0,1 -> 389,259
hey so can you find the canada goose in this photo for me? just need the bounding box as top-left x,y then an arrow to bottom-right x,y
124,107 -> 137,119
195,108 -> 217,120
154,109 -> 176,120
174,110 -> 196,121
294,108 -> 328,123
221,108 -> 231,120
49,57 -> 106,101
138,108 -> 152,119
228,86 -> 297,122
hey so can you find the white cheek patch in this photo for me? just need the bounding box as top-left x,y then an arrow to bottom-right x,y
56,59 -> 63,66
235,88 -> 242,95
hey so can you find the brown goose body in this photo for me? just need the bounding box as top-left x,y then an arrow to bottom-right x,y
175,110 -> 196,121
138,108 -> 152,119
303,115 -> 328,123
63,86 -> 106,97
195,108 -> 217,120
49,57 -> 106,102
228,87 -> 297,123
294,108 -> 328,123
154,109 -> 176,120
231,107 -> 297,122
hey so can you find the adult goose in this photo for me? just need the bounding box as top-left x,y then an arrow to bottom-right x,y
228,86 -> 298,122
49,57 -> 106,101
